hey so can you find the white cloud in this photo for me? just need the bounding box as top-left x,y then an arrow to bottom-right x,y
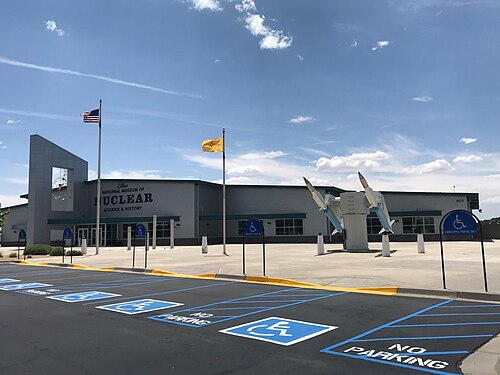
1,146 -> 6,150
2,177 -> 28,185
372,40 -> 390,51
6,118 -> 21,125
297,54 -> 304,61
412,95 -> 434,102
460,137 -> 477,144
482,196 -> 500,204
316,151 -> 390,172
190,0 -> 222,11
401,159 -> 453,174
0,56 -> 203,99
228,165 -> 262,175
214,59 -> 221,63
0,194 -> 26,208
351,39 -> 358,47
45,20 -> 64,36
236,3 -> 292,50
235,0 -> 256,12
289,115 -> 315,124
453,155 -> 483,163
240,151 -> 287,160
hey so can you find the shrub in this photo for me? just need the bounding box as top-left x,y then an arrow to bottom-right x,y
25,244 -> 53,255
50,247 -> 64,256
9,252 -> 17,258
65,250 -> 83,256
0,252 -> 3,258
27,255 -> 32,259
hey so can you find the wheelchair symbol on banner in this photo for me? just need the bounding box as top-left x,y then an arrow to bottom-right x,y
453,215 -> 467,230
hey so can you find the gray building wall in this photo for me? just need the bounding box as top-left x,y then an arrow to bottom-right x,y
27,135 -> 88,246
1,204 -> 28,244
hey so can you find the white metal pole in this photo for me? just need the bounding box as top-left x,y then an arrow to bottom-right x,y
222,128 -> 227,256
95,98 -> 102,255
152,214 -> 157,249
170,218 -> 174,249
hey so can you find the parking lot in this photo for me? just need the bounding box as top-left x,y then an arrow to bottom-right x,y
1,263 -> 499,374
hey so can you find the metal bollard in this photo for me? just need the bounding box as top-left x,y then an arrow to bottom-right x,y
417,233 -> 425,254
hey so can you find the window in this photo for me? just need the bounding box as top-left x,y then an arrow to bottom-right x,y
276,219 -> 303,236
238,221 -> 246,236
122,223 -> 136,238
148,221 -> 171,238
366,218 -> 383,235
402,217 -> 435,234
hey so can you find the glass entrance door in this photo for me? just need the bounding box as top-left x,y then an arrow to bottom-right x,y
90,227 -> 104,246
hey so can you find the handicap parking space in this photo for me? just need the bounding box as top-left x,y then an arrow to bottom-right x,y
1,263 -> 499,375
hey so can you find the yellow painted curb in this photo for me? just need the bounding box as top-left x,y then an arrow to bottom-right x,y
242,275 -> 397,296
18,261 -> 48,267
196,273 -> 217,278
8,262 -> 397,296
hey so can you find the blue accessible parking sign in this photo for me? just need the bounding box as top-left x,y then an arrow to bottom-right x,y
219,317 -> 337,346
442,210 -> 478,235
96,299 -> 183,315
245,218 -> 263,237
47,291 -> 120,303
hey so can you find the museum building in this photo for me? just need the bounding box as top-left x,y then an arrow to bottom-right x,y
0,135 -> 480,247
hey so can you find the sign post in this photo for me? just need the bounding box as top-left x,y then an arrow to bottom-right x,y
63,228 -> 73,264
244,219 -> 265,276
439,210 -> 487,291
134,224 -> 147,269
18,229 -> 26,260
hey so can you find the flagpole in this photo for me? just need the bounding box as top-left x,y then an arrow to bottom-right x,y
222,128 -> 227,256
95,98 -> 102,255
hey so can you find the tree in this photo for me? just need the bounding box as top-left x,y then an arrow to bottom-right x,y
0,206 -> 9,227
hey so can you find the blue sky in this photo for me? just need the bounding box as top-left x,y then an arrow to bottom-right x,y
1,0 -> 499,218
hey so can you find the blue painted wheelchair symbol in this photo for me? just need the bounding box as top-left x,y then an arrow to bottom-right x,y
220,317 -> 337,346
96,299 -> 183,315
0,278 -> 20,284
0,282 -> 53,291
47,291 -> 120,303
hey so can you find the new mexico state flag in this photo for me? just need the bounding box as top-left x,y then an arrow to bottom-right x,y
202,136 -> 223,152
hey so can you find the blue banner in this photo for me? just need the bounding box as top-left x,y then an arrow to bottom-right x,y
442,210 -> 478,235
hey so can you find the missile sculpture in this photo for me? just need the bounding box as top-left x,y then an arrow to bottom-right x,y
357,172 -> 395,234
303,177 -> 343,234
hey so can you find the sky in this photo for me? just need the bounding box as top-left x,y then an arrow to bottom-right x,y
0,0 -> 499,219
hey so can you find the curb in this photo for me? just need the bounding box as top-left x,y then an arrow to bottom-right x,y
397,287 -> 500,303
6,261 -> 500,302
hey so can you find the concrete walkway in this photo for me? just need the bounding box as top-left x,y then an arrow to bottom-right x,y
2,240 -> 499,374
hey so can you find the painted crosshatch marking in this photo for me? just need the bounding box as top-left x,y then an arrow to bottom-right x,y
220,317 -> 337,346
149,288 -> 347,328
47,291 -> 120,303
96,299 -> 183,315
321,300 -> 500,375
0,278 -> 20,284
0,282 -> 53,291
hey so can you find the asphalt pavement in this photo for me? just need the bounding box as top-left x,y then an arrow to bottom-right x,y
1,263 -> 499,375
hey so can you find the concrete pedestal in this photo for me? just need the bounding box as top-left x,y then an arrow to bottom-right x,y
340,192 -> 370,252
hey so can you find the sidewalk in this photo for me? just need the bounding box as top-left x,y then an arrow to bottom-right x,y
2,240 -> 499,374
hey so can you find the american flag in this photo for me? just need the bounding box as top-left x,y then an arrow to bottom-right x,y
81,108 -> 100,123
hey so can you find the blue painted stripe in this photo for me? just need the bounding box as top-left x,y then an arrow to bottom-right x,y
354,334 -> 493,342
223,299 -> 304,304
83,281 -> 235,305
393,322 -> 500,328
150,290 -> 348,327
420,312 -> 500,317
321,300 -> 453,352
439,304 -> 500,309
324,351 -> 460,375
